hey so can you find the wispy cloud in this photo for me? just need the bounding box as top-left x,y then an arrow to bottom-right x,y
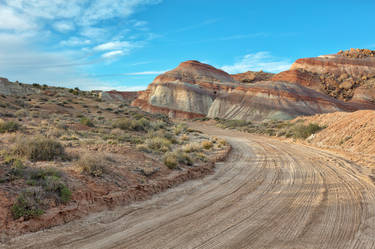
122,70 -> 167,75
0,0 -> 163,89
221,52 -> 292,74
102,50 -> 125,58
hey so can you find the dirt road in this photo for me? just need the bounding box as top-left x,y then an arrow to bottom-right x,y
3,125 -> 375,249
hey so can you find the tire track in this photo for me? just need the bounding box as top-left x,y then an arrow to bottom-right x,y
2,125 -> 375,249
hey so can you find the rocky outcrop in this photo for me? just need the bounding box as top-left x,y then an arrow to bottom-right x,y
0,78 -> 38,96
100,90 -> 140,104
273,49 -> 375,104
231,71 -> 274,83
132,60 -> 358,121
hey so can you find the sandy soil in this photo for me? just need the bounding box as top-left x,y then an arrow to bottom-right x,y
2,124 -> 375,249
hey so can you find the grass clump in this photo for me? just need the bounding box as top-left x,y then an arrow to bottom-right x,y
145,137 -> 171,152
201,140 -> 213,150
113,118 -> 150,131
291,123 -> 325,139
76,154 -> 106,177
0,121 -> 20,133
80,116 -> 94,127
163,150 -> 193,169
13,137 -> 65,161
182,143 -> 202,153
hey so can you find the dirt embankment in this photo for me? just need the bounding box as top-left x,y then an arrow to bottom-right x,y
1,144 -> 231,237
294,110 -> 375,168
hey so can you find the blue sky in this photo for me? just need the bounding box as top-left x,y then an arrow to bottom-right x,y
0,0 -> 374,90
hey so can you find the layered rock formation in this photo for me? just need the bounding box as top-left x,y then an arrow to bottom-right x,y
132,60 -> 357,121
100,90 -> 140,104
132,61 -> 238,118
272,49 -> 375,105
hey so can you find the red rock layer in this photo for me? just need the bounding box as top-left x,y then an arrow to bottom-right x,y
271,69 -> 322,92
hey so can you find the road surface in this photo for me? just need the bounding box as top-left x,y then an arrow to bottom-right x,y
3,125 -> 375,249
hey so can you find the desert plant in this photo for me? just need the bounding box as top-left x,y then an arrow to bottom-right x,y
11,187 -> 45,220
76,154 -> 106,177
13,136 -> 65,161
145,137 -> 171,152
80,117 -> 94,127
0,121 -> 20,133
292,123 -> 325,139
201,140 -> 213,150
163,152 -> 178,169
182,143 -> 202,153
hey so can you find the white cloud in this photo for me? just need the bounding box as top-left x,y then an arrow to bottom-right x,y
53,21 -> 75,33
60,37 -> 91,47
134,20 -> 147,27
102,50 -> 125,58
221,52 -> 292,74
80,0 -> 161,26
94,41 -> 132,51
0,0 -> 162,89
0,7 -> 34,31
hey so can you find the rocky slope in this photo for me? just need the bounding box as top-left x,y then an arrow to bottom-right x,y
0,78 -> 38,96
272,48 -> 375,106
132,60 -> 358,120
100,90 -> 140,104
231,70 -> 274,83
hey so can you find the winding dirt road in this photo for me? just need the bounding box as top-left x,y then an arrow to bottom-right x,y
3,125 -> 375,249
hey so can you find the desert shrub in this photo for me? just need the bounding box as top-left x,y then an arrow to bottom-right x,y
150,120 -> 166,130
113,118 -> 150,131
180,134 -> 189,141
136,144 -> 150,152
218,139 -> 227,146
80,117 -> 94,127
175,151 -> 193,165
173,123 -> 187,135
11,187 -> 45,220
201,140 -> 213,150
15,109 -> 28,117
145,137 -> 171,152
292,123 -> 325,139
182,143 -> 202,153
13,137 -> 65,161
0,121 -> 20,133
76,154 -> 106,177
163,152 -> 178,169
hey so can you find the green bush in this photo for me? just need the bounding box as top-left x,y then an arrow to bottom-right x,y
0,121 -> 20,133
13,137 -> 66,161
80,117 -> 94,127
292,123 -> 324,139
11,188 -> 44,220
